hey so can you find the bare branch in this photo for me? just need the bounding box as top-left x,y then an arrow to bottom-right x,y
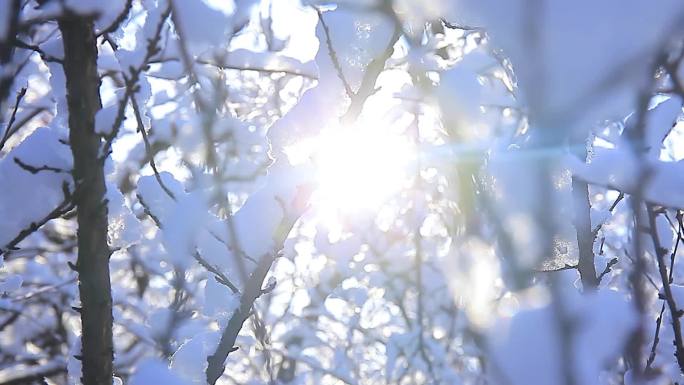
13,156 -> 70,174
315,8 -> 354,99
0,87 -> 26,152
0,182 -> 74,256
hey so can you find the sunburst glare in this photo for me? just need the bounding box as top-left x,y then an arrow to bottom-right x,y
287,122 -> 414,222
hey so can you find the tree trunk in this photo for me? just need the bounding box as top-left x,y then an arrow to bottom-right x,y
58,16 -> 112,385
206,254 -> 274,385
571,137 -> 599,290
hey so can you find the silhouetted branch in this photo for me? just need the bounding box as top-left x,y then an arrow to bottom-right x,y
0,181 -> 74,256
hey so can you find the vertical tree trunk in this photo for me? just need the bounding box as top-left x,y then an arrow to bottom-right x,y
571,136 -> 599,290
572,177 -> 599,289
0,0 -> 21,108
58,16 -> 112,385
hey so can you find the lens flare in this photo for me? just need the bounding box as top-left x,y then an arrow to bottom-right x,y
287,124 -> 414,222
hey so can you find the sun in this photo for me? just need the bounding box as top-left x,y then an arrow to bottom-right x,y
287,123 -> 414,221
315,127 -> 413,210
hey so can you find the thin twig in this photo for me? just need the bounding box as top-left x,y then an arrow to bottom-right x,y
647,204 -> 684,373
13,157 -> 70,174
0,182 -> 74,256
0,87 -> 26,151
315,8 -> 354,98
129,91 -> 176,200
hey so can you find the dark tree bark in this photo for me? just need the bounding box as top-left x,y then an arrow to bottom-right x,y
58,15 -> 112,385
206,254 -> 275,385
572,175 -> 599,290
571,133 -> 599,291
0,0 -> 21,108
205,191 -> 311,385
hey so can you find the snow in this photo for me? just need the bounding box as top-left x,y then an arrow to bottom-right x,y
0,127 -> 72,250
97,42 -> 121,72
0,360 -> 67,385
45,55 -> 68,126
170,332 -> 220,384
579,94 -> 682,199
654,211 -> 675,252
172,0 -> 233,56
162,191 -> 210,268
393,0 -> 453,33
137,172 -> 184,219
317,8 -> 394,92
131,359 -> 192,385
487,148 -> 579,270
39,37 -> 65,62
386,330 -> 420,378
451,0 -> 684,132
201,278 -> 239,328
115,48 -> 146,78
137,173 -> 212,267
229,159 -> 314,259
303,0 -> 380,8
137,160 -> 312,278
569,148 -> 638,193
67,338 -> 81,385
268,6 -> 396,150
6,1 -> 684,384
195,229 -> 236,279
21,0 -> 129,32
95,104 -> 120,136
215,48 -> 317,77
64,0 -> 126,19
231,0 -> 258,30
489,284 -> 637,385
669,285 -> 684,308
148,61 -> 185,80
106,182 -> 142,249
0,274 -> 22,292
569,146 -> 684,210
436,48 -> 514,142
641,96 -> 682,158
444,237 -> 501,328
